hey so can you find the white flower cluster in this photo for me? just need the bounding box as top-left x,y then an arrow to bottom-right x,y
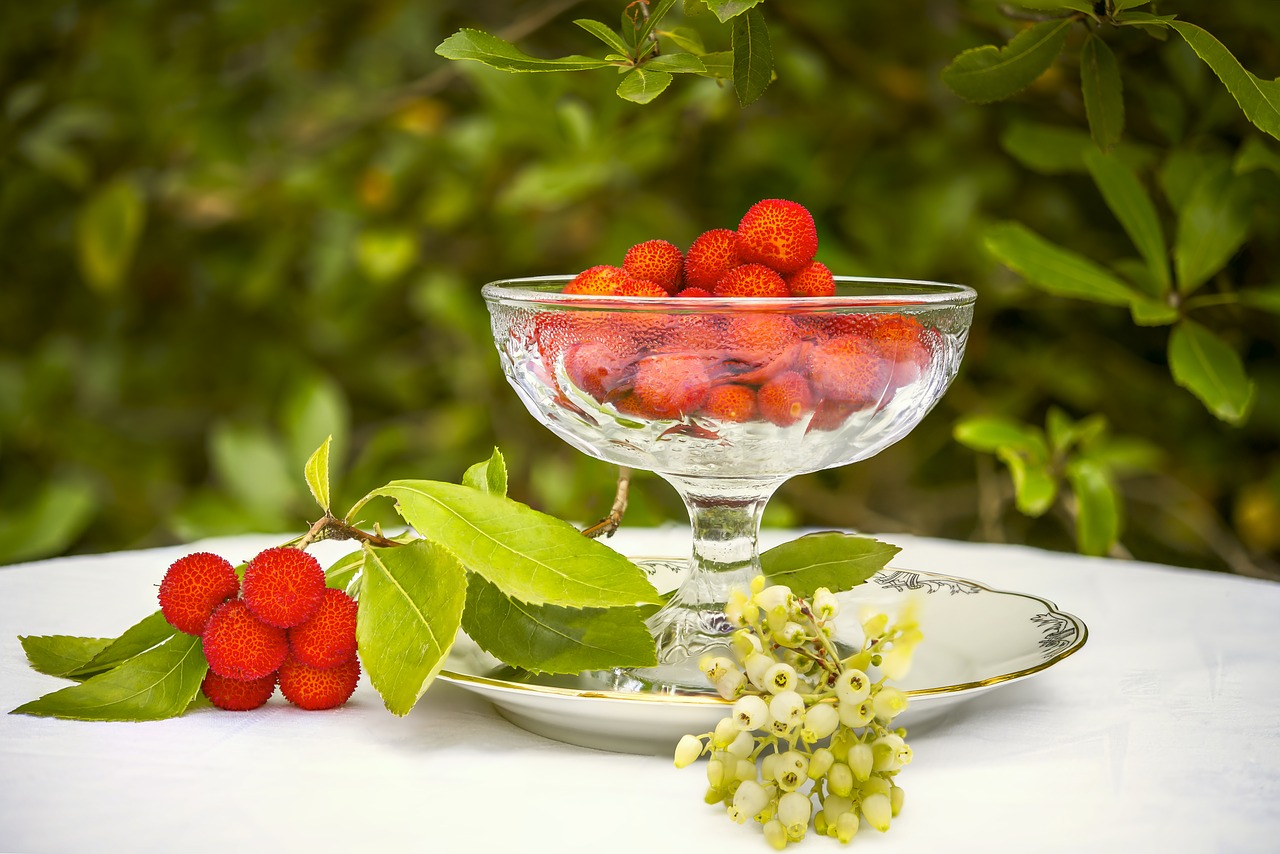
674,577 -> 922,849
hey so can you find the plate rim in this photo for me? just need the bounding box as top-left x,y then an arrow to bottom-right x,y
437,566 -> 1088,707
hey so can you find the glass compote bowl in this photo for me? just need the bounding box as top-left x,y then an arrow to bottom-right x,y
483,276 -> 976,691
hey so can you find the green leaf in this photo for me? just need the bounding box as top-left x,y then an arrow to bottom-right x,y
1046,408 -> 1107,456
1174,167 -> 1252,294
997,448 -> 1058,517
1008,0 -> 1094,11
75,176 -> 145,295
941,18 -> 1073,104
324,550 -> 364,593
355,228 -> 417,283
357,542 -> 468,716
209,422 -> 295,516
462,448 -> 508,497
11,633 -> 206,721
360,481 -> 661,608
1080,35 -> 1125,152
1066,459 -> 1121,557
954,415 -> 1046,454
64,610 -> 176,680
19,635 -> 112,680
1081,436 -> 1164,474
1128,295 -> 1179,326
698,51 -> 734,79
1235,136 -> 1280,177
705,0 -> 766,22
1114,11 -> 1176,30
1170,22 -> 1280,141
732,8 -> 773,106
617,68 -> 673,104
1161,150 -> 1231,214
1083,149 -> 1169,293
760,533 -> 901,596
462,575 -> 656,674
435,29 -> 614,73
574,19 -> 631,57
282,375 -> 349,478
1168,319 -> 1255,424
0,476 -> 97,565
1115,0 -> 1154,9
1001,121 -> 1091,174
645,53 -> 707,74
662,26 -> 706,55
1239,284 -> 1280,315
984,221 -> 1140,306
304,435 -> 332,513
638,0 -> 680,42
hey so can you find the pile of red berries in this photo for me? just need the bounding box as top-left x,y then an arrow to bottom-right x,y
532,199 -> 935,429
158,547 -> 360,712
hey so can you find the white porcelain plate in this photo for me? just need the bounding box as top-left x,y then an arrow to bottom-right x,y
437,563 -> 1087,755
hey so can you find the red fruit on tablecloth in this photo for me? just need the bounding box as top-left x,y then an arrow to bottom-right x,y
202,599 -> 289,681
242,547 -> 326,629
624,239 -> 684,295
158,552 -> 240,636
737,199 -> 818,275
201,670 -> 277,712
288,589 -> 359,670
279,655 -> 361,711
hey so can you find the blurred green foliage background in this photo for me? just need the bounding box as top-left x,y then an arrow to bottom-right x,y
2,0 -> 1277,576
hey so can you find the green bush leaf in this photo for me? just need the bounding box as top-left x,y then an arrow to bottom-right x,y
941,18 -> 1072,104
698,51 -> 734,79
1239,284 -> 1280,315
361,481 -> 661,608
1128,296 -> 1179,326
1084,149 -> 1169,293
462,575 -> 656,674
1174,167 -> 1251,294
11,633 -> 206,721
20,635 -> 112,680
997,448 -> 1058,517
210,422 -> 296,516
1066,459 -> 1120,556
574,19 -> 631,57
1168,319 -> 1255,424
638,0 -> 680,42
732,8 -> 773,106
1235,136 -> 1280,177
1081,35 -> 1125,152
304,435 -> 332,513
75,176 -> 145,294
760,533 -> 901,596
435,29 -> 614,73
954,415 -> 1046,454
662,26 -> 706,55
0,476 -> 98,565
1170,22 -> 1280,141
357,542 -> 468,716
1008,0 -> 1095,11
63,610 -> 176,681
324,550 -> 364,594
705,0 -> 766,22
985,221 -> 1140,306
645,53 -> 707,74
462,447 -> 508,497
617,68 -> 673,104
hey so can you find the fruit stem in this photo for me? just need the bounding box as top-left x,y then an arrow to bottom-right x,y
580,466 -> 632,539
294,514 -> 403,550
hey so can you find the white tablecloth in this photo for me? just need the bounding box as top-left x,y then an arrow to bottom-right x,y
2,529 -> 1278,853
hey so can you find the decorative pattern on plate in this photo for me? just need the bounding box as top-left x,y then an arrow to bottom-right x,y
873,569 -> 982,596
1031,612 -> 1079,659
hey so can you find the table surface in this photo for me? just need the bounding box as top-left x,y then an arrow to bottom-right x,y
2,528 -> 1278,854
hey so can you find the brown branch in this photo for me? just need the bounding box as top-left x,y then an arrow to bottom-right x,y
581,466 -> 632,539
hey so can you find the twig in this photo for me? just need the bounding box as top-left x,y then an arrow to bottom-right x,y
581,466 -> 632,539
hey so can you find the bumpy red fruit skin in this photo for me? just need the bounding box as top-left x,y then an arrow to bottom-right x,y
683,229 -> 740,291
737,199 -> 819,275
242,547 -> 326,629
202,599 -> 290,681
700,384 -> 757,423
677,287 -> 713,298
758,371 -> 814,427
201,670 -> 277,711
633,354 -> 711,418
786,261 -> 836,297
158,552 -> 240,635
563,265 -> 628,295
289,589 -> 358,670
616,276 -> 668,298
713,264 -> 789,298
624,239 -> 684,295
807,336 -> 892,408
278,655 -> 361,711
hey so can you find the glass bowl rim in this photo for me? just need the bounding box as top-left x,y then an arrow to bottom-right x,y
482,275 -> 976,311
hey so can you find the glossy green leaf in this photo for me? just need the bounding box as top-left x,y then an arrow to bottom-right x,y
304,435 -> 332,513
1114,11 -> 1176,30
1170,22 -> 1280,141
638,0 -> 680,42
11,633 -> 206,721
698,51 -> 734,79
64,610 -> 177,680
360,481 -> 661,608
760,533 -> 901,596
617,68 -> 673,104
954,415 -> 1046,454
985,221 -> 1139,306
1128,296 -> 1179,326
1081,437 -> 1164,475
462,575 -> 656,674
1115,0 -> 1154,9
435,29 -> 614,73
1066,459 -> 1120,556
76,177 -> 145,294
357,542 -> 467,716
462,447 -> 508,497
1168,319 -> 1255,424
1084,149 -> 1169,293
705,0 -> 766,22
1239,285 -> 1280,315
661,26 -> 706,55
574,19 -> 631,57
1081,36 -> 1125,152
941,18 -> 1072,104
732,8 -> 773,106
19,635 -> 112,680
645,53 -> 707,74
0,476 -> 98,565
1174,168 -> 1251,294
324,550 -> 364,594
998,448 -> 1058,517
